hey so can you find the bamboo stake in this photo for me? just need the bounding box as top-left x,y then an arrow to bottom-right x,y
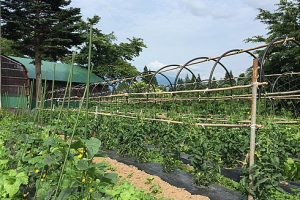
57,63 -> 72,119
42,75 -> 47,109
85,24 -> 93,138
50,64 -> 56,110
29,80 -> 34,109
95,106 -> 98,119
248,59 -> 259,200
53,86 -> 88,199
68,53 -> 75,109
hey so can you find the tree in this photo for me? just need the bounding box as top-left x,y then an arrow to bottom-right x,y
223,70 -> 235,85
0,38 -> 22,56
247,0 -> 300,74
177,78 -> 184,84
185,74 -> 191,83
224,70 -> 234,80
176,77 -> 184,90
74,16 -> 146,80
1,0 -> 83,102
141,66 -> 150,83
229,70 -> 234,79
141,66 -> 158,85
196,73 -> 202,89
196,73 -> 202,83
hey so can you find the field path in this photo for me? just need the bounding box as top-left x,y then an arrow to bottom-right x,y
94,157 -> 209,200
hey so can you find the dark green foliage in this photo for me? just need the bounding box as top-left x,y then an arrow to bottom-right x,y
1,0 -> 83,101
0,111 -> 157,199
1,0 -> 83,60
247,0 -> 300,74
0,38 -> 22,56
142,66 -> 158,85
72,16 -> 146,79
37,97 -> 300,199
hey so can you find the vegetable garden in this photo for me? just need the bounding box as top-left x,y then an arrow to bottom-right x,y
1,36 -> 300,200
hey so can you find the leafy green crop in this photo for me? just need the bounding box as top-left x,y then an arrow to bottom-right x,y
1,96 -> 299,200
0,111 -> 159,200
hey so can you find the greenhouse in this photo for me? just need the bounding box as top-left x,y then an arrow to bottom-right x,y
0,55 -> 104,108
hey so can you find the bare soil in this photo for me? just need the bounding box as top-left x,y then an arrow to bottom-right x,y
94,157 -> 209,200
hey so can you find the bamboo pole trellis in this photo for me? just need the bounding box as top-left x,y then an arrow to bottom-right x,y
35,37 -> 300,200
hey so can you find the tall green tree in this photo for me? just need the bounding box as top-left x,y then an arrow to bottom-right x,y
185,74 -> 191,83
74,16 -> 146,80
196,73 -> 202,83
247,0 -> 300,74
196,73 -> 202,89
141,66 -> 158,85
1,0 -> 83,101
142,66 -> 149,82
224,70 -> 235,85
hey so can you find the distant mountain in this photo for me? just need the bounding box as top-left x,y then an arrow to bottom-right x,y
156,75 -> 175,86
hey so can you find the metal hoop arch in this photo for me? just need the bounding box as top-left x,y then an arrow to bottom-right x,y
260,37 -> 300,83
145,70 -> 173,90
147,64 -> 179,92
147,64 -> 197,93
208,49 -> 259,88
173,56 -> 233,91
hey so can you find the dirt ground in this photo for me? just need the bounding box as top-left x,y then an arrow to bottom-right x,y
94,157 -> 209,200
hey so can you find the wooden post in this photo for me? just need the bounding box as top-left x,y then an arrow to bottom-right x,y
95,106 -> 98,119
248,59 -> 259,200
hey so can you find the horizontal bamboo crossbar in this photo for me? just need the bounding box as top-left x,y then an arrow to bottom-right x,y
46,96 -> 298,105
109,82 -> 268,96
46,89 -> 298,102
90,111 -> 262,128
40,108 -> 261,128
97,110 -> 299,125
90,110 -> 299,125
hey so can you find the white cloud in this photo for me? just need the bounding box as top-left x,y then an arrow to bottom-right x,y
177,0 -> 233,19
244,0 -> 277,10
147,60 -> 165,71
71,0 -> 276,77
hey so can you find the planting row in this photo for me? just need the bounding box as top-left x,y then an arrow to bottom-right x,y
0,111 -> 160,199
34,105 -> 300,199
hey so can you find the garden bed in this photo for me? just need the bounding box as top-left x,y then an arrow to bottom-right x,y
94,157 -> 209,200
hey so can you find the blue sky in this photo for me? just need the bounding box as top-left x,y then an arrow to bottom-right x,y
71,0 -> 277,80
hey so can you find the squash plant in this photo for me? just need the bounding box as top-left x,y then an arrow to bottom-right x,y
0,111 -> 159,200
